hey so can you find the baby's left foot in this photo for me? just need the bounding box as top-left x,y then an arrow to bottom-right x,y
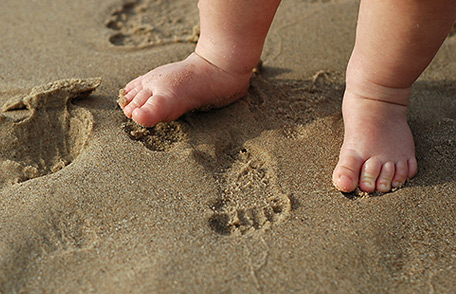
332,91 -> 418,193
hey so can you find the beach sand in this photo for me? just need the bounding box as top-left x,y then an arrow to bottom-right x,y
1,0 -> 455,293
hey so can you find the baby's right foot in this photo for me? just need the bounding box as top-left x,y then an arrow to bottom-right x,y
120,53 -> 252,127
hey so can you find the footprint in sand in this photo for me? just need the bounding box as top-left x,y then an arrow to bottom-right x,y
0,78 -> 100,189
105,0 -> 199,48
121,120 -> 187,151
1,208 -> 99,292
40,209 -> 99,254
201,144 -> 291,236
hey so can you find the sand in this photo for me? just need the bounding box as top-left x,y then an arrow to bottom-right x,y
1,0 -> 455,293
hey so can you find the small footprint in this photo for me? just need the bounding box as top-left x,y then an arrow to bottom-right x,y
203,145 -> 291,236
105,0 -> 199,47
122,120 -> 187,151
0,78 -> 100,189
209,193 -> 291,236
40,209 -> 99,254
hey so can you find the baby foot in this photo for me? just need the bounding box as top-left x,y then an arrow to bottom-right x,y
332,91 -> 418,193
120,53 -> 252,127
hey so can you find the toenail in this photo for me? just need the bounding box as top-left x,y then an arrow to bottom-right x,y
362,181 -> 373,189
339,174 -> 352,182
335,174 -> 352,190
378,183 -> 389,190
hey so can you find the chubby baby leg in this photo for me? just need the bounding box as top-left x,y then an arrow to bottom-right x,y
333,0 -> 456,193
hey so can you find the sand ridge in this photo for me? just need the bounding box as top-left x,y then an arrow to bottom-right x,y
0,78 -> 100,188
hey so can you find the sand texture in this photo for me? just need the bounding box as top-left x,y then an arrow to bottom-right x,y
0,78 -> 99,188
1,0 -> 455,293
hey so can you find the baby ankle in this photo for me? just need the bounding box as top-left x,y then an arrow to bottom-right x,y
345,78 -> 411,107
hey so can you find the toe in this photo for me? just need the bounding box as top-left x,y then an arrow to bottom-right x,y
125,76 -> 143,93
332,151 -> 364,192
123,89 -> 152,118
132,95 -> 170,127
124,86 -> 142,103
359,158 -> 382,193
392,160 -> 408,188
408,157 -> 418,179
376,161 -> 395,193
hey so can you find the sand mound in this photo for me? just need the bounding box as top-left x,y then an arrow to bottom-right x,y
0,78 -> 100,188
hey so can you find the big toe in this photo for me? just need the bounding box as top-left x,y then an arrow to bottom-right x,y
332,152 -> 364,192
131,95 -> 173,127
124,89 -> 152,118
